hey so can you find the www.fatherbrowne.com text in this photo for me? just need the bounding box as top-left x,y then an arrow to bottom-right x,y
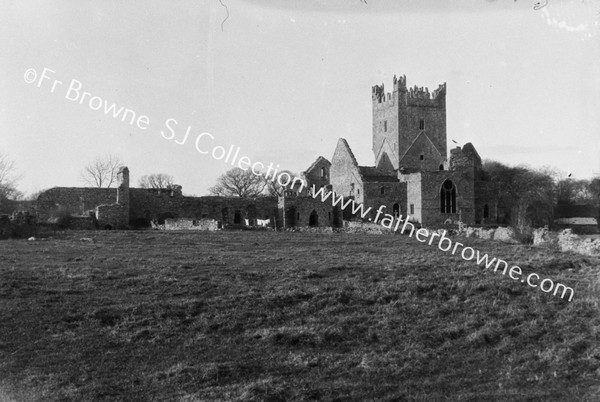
310,185 -> 575,302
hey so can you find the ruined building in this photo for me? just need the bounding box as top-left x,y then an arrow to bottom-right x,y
36,166 -> 337,230
303,74 -> 497,226
36,73 -> 495,229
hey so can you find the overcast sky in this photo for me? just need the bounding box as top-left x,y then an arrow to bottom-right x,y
2,0 -> 599,196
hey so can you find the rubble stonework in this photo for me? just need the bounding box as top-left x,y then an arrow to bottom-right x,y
557,229 -> 600,256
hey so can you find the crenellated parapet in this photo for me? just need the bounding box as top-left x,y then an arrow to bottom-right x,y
406,83 -> 446,107
373,75 -> 445,107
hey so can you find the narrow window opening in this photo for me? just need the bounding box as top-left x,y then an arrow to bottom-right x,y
419,119 -> 425,130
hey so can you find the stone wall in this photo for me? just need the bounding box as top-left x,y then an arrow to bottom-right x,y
402,173 -> 423,222
372,76 -> 447,171
130,191 -> 278,227
330,139 -> 365,204
362,181 -> 407,220
398,133 -> 445,172
533,227 -> 600,257
278,196 -> 340,228
302,157 -> 331,193
163,218 -> 220,231
419,170 -> 476,226
96,204 -> 128,229
36,187 -> 116,220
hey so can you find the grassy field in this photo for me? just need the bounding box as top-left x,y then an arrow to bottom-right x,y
0,230 -> 599,401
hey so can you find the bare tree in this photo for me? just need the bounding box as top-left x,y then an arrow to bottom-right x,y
483,160 -> 555,230
590,177 -> 600,206
81,154 -> 124,188
264,170 -> 296,196
556,178 -> 594,205
138,173 -> 175,189
0,152 -> 23,200
209,168 -> 267,198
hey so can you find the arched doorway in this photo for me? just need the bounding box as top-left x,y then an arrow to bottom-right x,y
233,210 -> 242,224
246,205 -> 257,226
393,203 -> 400,218
286,206 -> 297,227
221,208 -> 229,224
309,210 -> 318,227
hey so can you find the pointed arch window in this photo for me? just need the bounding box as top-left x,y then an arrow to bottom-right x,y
440,179 -> 457,213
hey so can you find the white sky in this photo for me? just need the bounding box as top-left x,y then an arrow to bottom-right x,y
1,0 -> 599,196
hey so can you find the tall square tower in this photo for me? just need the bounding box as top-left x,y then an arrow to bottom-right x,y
372,75 -> 447,173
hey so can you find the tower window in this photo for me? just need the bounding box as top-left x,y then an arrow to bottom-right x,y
410,204 -> 415,215
419,119 -> 425,130
321,167 -> 327,178
439,164 -> 444,171
380,186 -> 385,195
384,120 -> 387,132
440,179 -> 457,214
420,154 -> 424,161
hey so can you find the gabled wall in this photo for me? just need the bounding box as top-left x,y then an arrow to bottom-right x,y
330,138 -> 365,204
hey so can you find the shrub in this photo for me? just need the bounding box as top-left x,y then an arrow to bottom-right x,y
511,223 -> 533,244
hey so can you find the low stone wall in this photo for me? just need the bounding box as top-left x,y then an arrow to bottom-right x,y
163,218 -> 220,231
457,225 -> 519,244
533,227 -> 600,257
342,221 -> 389,234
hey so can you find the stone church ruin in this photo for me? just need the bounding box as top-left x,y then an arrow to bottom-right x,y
34,73 -> 502,230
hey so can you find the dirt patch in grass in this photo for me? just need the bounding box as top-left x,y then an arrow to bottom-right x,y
0,231 -> 599,401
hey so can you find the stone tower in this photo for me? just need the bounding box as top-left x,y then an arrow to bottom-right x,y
372,75 -> 447,173
116,166 -> 130,206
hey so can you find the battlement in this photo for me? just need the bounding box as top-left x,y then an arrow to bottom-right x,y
372,75 -> 445,107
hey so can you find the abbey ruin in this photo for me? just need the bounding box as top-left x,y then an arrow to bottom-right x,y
34,74 -> 499,230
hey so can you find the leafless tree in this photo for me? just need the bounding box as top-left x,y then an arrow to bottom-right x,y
264,170 -> 296,196
209,168 -> 267,198
483,160 -> 555,230
0,152 -> 23,200
590,177 -> 600,206
138,173 -> 175,189
81,154 -> 124,188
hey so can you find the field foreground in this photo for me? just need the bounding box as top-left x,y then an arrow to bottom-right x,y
0,230 -> 599,401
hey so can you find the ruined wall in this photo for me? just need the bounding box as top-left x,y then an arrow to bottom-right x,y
362,181 -> 407,220
96,204 -> 128,229
474,180 -> 497,225
130,190 -> 278,227
401,173 -> 423,222
37,187 -> 116,220
419,170 -> 476,226
330,139 -> 365,204
164,218 -> 220,231
279,196 -> 340,228
302,157 -> 331,193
